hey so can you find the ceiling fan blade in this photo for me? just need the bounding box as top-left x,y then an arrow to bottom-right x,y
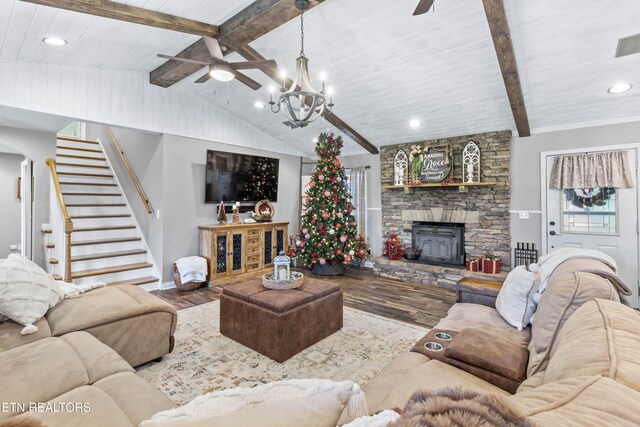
413,0 -> 435,15
203,36 -> 224,60
228,59 -> 278,71
234,71 -> 262,91
194,71 -> 212,84
157,54 -> 210,66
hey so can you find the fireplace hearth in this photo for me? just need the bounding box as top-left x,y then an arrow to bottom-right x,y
412,222 -> 465,267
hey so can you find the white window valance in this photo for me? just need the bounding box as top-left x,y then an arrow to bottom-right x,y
549,151 -> 634,190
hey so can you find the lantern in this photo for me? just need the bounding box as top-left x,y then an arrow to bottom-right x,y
273,250 -> 291,280
384,234 -> 404,261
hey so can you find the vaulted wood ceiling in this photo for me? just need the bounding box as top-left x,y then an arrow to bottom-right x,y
1,0 -> 639,156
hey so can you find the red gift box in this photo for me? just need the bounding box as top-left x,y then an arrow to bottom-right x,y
482,258 -> 501,274
466,259 -> 480,272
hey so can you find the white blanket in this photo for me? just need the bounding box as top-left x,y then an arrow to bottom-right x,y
175,256 -> 208,283
530,247 -> 617,295
56,280 -> 106,299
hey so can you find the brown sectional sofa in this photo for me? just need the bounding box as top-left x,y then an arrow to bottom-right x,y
0,285 -> 178,426
350,259 -> 640,426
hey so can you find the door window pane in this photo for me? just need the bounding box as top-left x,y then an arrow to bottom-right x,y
562,188 -> 617,235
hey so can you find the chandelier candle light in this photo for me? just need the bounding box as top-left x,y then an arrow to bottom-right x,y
269,0 -> 334,128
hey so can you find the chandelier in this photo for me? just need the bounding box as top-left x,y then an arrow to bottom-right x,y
269,0 -> 334,128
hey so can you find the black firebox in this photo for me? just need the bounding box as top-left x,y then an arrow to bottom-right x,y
412,222 -> 465,266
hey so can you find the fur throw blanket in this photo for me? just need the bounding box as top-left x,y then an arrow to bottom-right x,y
389,388 -> 534,427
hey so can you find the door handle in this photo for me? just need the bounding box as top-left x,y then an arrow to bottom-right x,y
549,231 -> 557,236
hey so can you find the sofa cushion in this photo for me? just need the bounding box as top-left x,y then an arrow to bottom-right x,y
0,254 -> 64,334
353,358 -> 509,421
509,376 -> 640,426
140,379 -> 355,427
94,372 -> 177,426
541,299 -> 640,391
46,285 -> 177,337
445,327 -> 528,382
0,332 -> 133,419
0,317 -> 51,352
434,303 -> 531,347
527,260 -> 621,377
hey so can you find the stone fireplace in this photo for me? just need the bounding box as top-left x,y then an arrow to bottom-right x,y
376,130 -> 512,289
412,222 -> 465,266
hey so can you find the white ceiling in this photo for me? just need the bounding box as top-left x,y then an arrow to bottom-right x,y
1,0 -> 639,156
0,105 -> 71,133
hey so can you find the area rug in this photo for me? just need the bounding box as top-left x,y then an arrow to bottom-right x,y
137,301 -> 428,404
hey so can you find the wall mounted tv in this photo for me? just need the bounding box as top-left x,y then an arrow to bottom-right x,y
205,150 -> 279,203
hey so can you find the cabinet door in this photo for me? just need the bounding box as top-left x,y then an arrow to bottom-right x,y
245,228 -> 262,271
263,228 -> 274,267
214,232 -> 229,278
275,226 -> 288,256
228,231 -> 246,275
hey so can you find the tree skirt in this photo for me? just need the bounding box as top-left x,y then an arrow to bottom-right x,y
137,301 -> 428,405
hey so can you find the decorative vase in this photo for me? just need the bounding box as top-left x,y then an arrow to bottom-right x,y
311,262 -> 346,276
403,248 -> 422,260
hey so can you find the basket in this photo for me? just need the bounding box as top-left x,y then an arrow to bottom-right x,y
173,263 -> 205,291
261,272 -> 304,290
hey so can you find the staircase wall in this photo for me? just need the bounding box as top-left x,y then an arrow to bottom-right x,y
0,126 -> 57,266
85,124 -> 164,280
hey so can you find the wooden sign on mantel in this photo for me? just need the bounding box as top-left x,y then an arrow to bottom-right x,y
419,148 -> 452,183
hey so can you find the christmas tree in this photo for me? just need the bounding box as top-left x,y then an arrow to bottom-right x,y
294,133 -> 367,271
217,201 -> 228,224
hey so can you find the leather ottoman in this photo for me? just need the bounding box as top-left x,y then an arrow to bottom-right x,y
220,277 -> 343,362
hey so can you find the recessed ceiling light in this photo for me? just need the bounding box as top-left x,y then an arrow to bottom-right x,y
608,83 -> 632,94
254,101 -> 265,109
42,37 -> 67,46
409,119 -> 421,128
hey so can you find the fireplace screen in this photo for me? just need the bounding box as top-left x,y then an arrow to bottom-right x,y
412,222 -> 465,266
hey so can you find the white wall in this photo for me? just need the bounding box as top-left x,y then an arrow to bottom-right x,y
0,126 -> 57,266
339,153 -> 383,259
0,61 -> 303,157
160,134 -> 302,284
510,121 -> 640,253
0,153 -> 24,258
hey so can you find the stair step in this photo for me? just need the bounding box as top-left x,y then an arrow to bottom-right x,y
71,249 -> 147,262
41,228 -> 53,234
57,162 -> 110,169
71,214 -> 132,219
66,203 -> 126,207
73,225 -> 136,232
57,154 -> 105,161
43,243 -> 55,248
57,136 -> 100,145
57,171 -> 113,178
107,276 -> 159,287
71,262 -> 153,279
71,237 -> 141,247
57,145 -> 102,153
46,258 -> 59,265
51,274 -> 62,281
60,182 -> 117,187
63,192 -> 122,197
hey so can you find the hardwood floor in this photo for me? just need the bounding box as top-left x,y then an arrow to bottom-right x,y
150,267 -> 456,328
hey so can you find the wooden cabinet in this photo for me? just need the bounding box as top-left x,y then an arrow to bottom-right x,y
199,222 -> 289,282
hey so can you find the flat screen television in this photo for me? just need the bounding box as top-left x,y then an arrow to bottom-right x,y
205,150 -> 279,203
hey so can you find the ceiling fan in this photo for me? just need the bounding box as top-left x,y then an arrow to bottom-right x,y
413,0 -> 435,15
157,37 -> 277,90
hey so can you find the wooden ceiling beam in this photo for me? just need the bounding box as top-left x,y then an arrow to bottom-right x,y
19,0 -> 219,37
149,0 -> 324,88
482,0 -> 531,137
236,45 -> 379,155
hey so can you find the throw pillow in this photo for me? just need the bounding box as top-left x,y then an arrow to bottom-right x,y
390,387 -> 534,427
0,254 -> 64,335
343,410 -> 401,427
140,379 -> 367,427
495,266 -> 537,331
